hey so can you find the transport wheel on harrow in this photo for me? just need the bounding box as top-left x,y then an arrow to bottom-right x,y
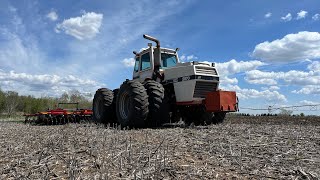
116,80 -> 149,128
46,116 -> 52,125
24,116 -> 29,124
38,115 -> 47,125
93,88 -> 114,124
144,80 -> 165,127
52,117 -> 56,125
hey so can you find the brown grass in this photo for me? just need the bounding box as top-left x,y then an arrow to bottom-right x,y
0,116 -> 319,179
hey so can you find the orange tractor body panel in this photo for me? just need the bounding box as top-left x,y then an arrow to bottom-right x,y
205,91 -> 238,112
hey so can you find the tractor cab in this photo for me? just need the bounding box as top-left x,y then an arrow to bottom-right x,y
133,36 -> 180,82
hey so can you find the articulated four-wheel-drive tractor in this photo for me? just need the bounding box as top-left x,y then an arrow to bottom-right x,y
93,35 -> 238,128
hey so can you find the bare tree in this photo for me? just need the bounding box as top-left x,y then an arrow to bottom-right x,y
278,108 -> 293,116
4,91 -> 19,117
59,92 -> 69,102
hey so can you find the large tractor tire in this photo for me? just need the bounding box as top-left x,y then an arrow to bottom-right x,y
92,88 -> 114,124
213,112 -> 226,124
184,107 -> 226,125
144,80 -> 165,127
116,80 -> 149,128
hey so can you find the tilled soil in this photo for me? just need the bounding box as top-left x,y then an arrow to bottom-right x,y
0,116 -> 319,179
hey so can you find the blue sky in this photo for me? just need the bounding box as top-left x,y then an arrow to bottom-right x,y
0,0 -> 320,115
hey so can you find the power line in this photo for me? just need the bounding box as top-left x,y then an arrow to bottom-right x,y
240,104 -> 320,111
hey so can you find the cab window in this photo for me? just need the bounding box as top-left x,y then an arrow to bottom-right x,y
134,57 -> 140,72
161,53 -> 177,68
140,52 -> 151,70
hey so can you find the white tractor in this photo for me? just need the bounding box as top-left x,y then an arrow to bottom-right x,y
93,35 -> 238,127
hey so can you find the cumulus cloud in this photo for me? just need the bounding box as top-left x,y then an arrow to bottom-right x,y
292,85 -> 320,95
264,12 -> 272,18
214,59 -> 265,86
261,86 -> 280,91
299,100 -> 320,105
216,59 -> 265,76
122,58 -> 135,67
0,70 -> 102,97
312,14 -> 320,21
245,69 -> 320,86
222,85 -> 286,102
221,77 -> 238,84
252,31 -> 320,62
46,10 -> 58,21
269,86 -> 280,91
296,10 -> 308,20
180,54 -> 198,62
307,61 -> 320,71
55,12 -> 103,40
281,13 -> 292,22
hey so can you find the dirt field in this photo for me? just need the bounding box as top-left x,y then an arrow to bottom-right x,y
0,116 -> 319,179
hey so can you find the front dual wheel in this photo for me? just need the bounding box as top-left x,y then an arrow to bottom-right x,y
116,80 -> 149,128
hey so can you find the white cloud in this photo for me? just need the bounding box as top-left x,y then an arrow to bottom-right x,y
216,59 -> 265,76
312,14 -> 320,21
261,86 -> 280,91
245,69 -> 320,86
292,85 -> 320,95
281,13 -> 292,22
122,58 -> 135,67
187,55 -> 197,61
299,100 -> 320,105
46,10 -> 58,21
0,70 -> 102,97
264,12 -> 272,18
222,85 -> 286,102
215,59 -> 265,86
55,12 -> 103,40
221,77 -> 238,84
307,61 -> 320,72
0,28 -> 44,73
269,86 -> 280,91
179,54 -> 198,62
252,31 -> 320,62
247,78 -> 277,85
1,1 -> 195,97
296,10 -> 308,20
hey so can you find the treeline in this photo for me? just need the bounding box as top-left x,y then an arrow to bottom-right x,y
0,89 -> 92,117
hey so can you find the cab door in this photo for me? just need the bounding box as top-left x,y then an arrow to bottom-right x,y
138,51 -> 154,82
133,56 -> 140,79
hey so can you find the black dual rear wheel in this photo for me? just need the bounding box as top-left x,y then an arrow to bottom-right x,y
183,107 -> 227,125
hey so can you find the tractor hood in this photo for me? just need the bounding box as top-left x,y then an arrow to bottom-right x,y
162,61 -> 220,102
163,61 -> 218,81
176,61 -> 214,67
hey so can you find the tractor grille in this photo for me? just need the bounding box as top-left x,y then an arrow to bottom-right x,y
193,81 -> 218,98
195,66 -> 217,75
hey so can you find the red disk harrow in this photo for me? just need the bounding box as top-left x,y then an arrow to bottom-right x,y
24,102 -> 92,125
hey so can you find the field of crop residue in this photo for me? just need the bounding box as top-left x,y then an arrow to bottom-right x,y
1,116 -> 319,179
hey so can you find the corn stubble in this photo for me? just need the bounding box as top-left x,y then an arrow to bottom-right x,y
0,116 -> 319,179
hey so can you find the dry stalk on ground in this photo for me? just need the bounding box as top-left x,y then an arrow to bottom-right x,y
0,116 -> 319,179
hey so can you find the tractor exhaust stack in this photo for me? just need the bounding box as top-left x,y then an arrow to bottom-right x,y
143,34 -> 161,68
143,34 -> 160,48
